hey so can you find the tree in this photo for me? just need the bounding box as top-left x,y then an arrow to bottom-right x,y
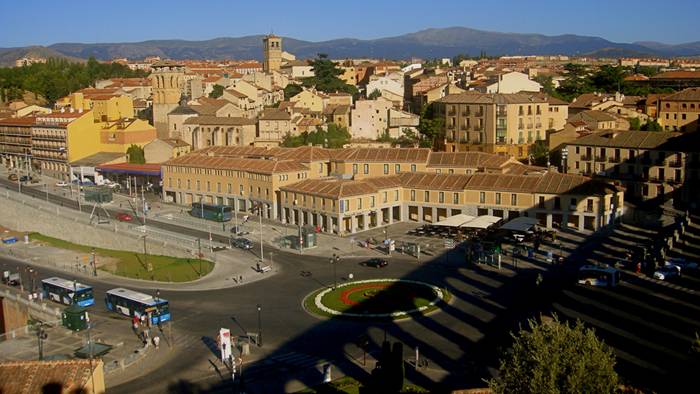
283,83 -> 303,100
370,340 -> 405,393
209,84 -> 224,98
368,89 -> 382,100
417,103 -> 444,148
641,119 -> 663,131
126,144 -> 146,164
490,315 -> 618,394
280,124 -> 351,148
303,54 -> 357,95
628,117 -> 641,131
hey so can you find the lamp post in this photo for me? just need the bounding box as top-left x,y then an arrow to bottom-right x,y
330,253 -> 340,289
91,248 -> 97,277
256,304 -> 262,347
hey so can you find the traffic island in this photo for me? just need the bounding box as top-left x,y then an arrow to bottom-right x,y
303,279 -> 449,320
29,233 -> 214,282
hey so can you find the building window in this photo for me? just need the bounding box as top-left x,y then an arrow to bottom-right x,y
383,164 -> 389,174
177,179 -> 181,188
495,193 -> 501,205
410,190 -> 416,201
439,192 -> 444,203
227,183 -> 232,193
187,179 -> 191,189
168,178 -> 172,188
357,198 -> 362,209
370,196 -> 375,207
479,192 -> 485,203
411,164 -> 417,172
383,191 -> 388,203
196,180 -> 201,191
395,164 -> 400,173
364,164 -> 369,174
239,185 -> 244,195
538,196 -> 545,208
453,193 -> 459,204
554,197 -> 561,209
352,164 -> 358,174
586,199 -> 594,212
424,191 -> 429,201
511,194 -> 517,206
395,190 -> 399,201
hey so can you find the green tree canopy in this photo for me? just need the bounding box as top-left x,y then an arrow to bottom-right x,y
490,315 -> 618,394
126,144 -> 146,164
281,123 -> 351,148
302,54 -> 357,95
628,117 -> 641,131
283,83 -> 303,100
209,84 -> 224,98
0,57 -> 147,105
417,103 -> 444,149
641,119 -> 663,131
368,89 -> 382,100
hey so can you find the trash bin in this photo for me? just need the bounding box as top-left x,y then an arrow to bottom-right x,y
62,304 -> 88,332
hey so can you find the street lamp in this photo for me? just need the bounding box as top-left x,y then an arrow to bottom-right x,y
330,254 -> 340,289
91,248 -> 97,277
256,304 -> 262,347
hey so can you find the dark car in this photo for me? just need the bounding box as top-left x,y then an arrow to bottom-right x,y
232,237 -> 253,250
230,226 -> 250,236
19,175 -> 33,182
364,258 -> 388,268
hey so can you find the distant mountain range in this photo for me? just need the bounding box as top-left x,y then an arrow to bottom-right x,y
1,27 -> 699,66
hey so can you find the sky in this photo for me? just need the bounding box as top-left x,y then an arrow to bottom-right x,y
0,0 -> 698,47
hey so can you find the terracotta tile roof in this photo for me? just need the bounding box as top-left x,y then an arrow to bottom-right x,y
650,71 -> 700,80
533,172 -> 618,196
194,145 -> 280,158
569,93 -> 613,109
183,116 -> 255,126
569,110 -> 617,123
281,178 -> 377,199
426,151 -> 511,169
331,148 -> 431,163
436,92 -> 547,105
465,173 -> 539,193
0,359 -> 100,394
566,130 -> 683,149
661,87 -> 700,101
0,116 -> 36,126
276,146 -> 333,162
259,108 -> 291,121
165,154 -> 308,174
398,172 -> 472,191
162,138 -> 190,148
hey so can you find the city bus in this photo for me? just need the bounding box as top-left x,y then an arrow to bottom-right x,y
577,265 -> 621,287
105,288 -> 171,324
41,277 -> 95,307
190,203 -> 232,222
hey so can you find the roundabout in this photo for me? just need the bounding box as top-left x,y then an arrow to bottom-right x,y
304,279 -> 448,319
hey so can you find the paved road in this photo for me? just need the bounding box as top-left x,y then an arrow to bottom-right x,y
4,176 -> 700,393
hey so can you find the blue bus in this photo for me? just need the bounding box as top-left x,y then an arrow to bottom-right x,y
190,203 -> 232,222
105,287 -> 171,324
41,277 -> 95,307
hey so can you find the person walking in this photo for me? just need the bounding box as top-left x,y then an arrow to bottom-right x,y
132,315 -> 139,333
152,335 -> 160,349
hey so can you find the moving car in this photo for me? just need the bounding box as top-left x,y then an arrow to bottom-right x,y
654,264 -> 681,280
232,237 -> 253,250
364,258 -> 388,268
19,175 -> 32,182
7,174 -> 18,181
116,213 -> 133,222
55,181 -> 68,187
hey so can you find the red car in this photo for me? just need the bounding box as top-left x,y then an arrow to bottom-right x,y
116,213 -> 133,222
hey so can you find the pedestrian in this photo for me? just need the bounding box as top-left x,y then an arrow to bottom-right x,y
635,262 -> 641,274
132,316 -> 139,332
152,335 -> 160,349
140,314 -> 147,326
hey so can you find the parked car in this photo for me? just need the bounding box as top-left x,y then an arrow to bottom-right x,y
230,226 -> 250,236
55,181 -> 68,187
116,213 -> 133,222
364,258 -> 388,268
7,173 -> 18,181
19,175 -> 32,182
232,237 -> 253,250
666,257 -> 698,272
654,265 -> 681,280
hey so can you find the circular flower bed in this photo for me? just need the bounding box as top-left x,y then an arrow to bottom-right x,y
304,279 -> 446,319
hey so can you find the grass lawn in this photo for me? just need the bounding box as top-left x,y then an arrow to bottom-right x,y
30,232 -> 214,282
297,376 -> 429,393
303,280 -> 450,320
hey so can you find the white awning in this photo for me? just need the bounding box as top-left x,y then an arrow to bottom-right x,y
500,216 -> 540,232
461,215 -> 502,229
432,214 -> 476,227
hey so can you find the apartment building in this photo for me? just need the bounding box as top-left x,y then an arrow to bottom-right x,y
565,129 -> 700,205
181,116 -> 256,150
255,109 -> 295,147
162,146 -> 622,234
436,92 -> 568,159
657,88 -> 700,132
0,117 -> 35,170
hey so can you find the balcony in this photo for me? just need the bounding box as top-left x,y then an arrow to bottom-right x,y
460,124 -> 469,131
595,156 -> 607,162
584,207 -> 594,213
474,111 -> 484,117
580,155 -> 592,161
648,176 -> 662,183
32,134 -> 66,142
535,123 -> 542,128
447,110 -> 456,116
518,124 -> 524,130
640,157 -> 652,165
669,160 -> 682,168
496,110 -> 507,117
608,157 -> 621,163
667,178 -> 683,185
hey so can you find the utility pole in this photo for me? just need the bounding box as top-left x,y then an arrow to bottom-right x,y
258,203 -> 264,263
45,182 -> 49,202
256,304 -> 262,347
91,248 -> 97,276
